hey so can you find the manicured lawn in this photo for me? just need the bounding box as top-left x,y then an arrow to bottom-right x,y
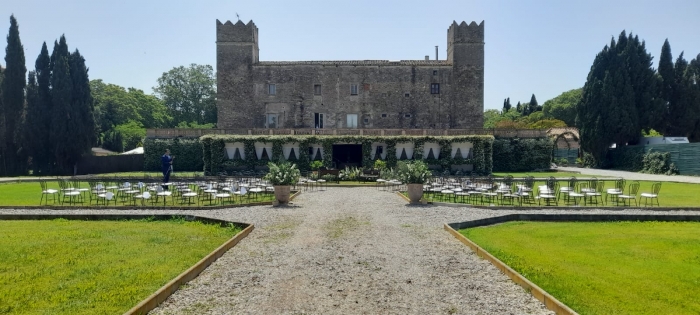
0,219 -> 242,315
422,180 -> 699,208
460,221 -> 700,315
0,182 -> 274,207
95,171 -> 203,178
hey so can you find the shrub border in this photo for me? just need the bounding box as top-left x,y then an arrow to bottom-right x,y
444,214 -> 700,315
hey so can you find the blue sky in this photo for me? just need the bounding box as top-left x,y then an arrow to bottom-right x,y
4,0 -> 700,110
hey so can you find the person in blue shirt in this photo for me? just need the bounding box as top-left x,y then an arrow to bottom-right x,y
161,149 -> 174,189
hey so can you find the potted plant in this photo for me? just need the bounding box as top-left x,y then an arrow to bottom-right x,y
264,162 -> 301,205
396,160 -> 431,203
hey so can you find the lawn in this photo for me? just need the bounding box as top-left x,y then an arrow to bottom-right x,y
460,221 -> 700,315
0,218 -> 242,315
491,171 -> 608,178
422,179 -> 699,207
0,181 -> 274,207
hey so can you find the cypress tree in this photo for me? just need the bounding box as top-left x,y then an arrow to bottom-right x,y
50,36 -> 74,172
25,43 -> 53,173
528,94 -> 539,114
516,101 -> 522,113
69,49 -> 96,154
502,98 -> 511,113
658,39 -> 674,107
666,53 -> 694,136
1,15 -> 27,175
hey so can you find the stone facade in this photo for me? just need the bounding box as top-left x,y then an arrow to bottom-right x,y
216,20 -> 484,130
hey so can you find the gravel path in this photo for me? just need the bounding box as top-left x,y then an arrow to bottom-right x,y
3,188 -> 700,314
557,166 -> 700,183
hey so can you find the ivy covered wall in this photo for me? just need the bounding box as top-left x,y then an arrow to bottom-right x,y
491,138 -> 554,172
143,138 -> 204,172
199,135 -> 494,175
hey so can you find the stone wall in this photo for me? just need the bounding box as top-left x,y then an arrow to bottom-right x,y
216,19 -> 484,130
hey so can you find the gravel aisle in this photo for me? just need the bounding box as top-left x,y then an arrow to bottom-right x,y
149,188 -> 551,315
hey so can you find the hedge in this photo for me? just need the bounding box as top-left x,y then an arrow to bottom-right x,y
199,135 -> 494,175
143,138 -> 203,172
492,138 -> 554,172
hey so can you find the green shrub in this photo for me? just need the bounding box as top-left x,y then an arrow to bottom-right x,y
582,151 -> 597,168
309,160 -> 323,171
641,151 -> 678,175
143,138 -> 203,172
373,159 -> 387,170
339,167 -> 362,181
396,160 -> 432,184
264,162 -> 301,185
492,138 -> 553,172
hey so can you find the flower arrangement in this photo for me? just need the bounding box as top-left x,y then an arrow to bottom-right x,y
396,160 -> 432,184
264,162 -> 301,186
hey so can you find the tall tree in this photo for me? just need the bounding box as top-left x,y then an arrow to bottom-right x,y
516,101 -> 522,113
666,53 -> 695,137
658,39 -> 674,110
577,31 -> 656,165
69,49 -> 96,156
688,55 -> 700,141
528,94 -> 539,114
153,64 -> 216,126
24,42 -> 53,173
502,97 -> 511,113
1,15 -> 27,175
50,36 -> 75,172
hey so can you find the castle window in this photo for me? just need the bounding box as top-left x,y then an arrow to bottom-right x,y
381,113 -> 387,118
350,84 -> 358,95
268,84 -> 276,95
433,70 -> 438,76
364,118 -> 369,124
265,114 -> 278,128
431,83 -> 440,94
404,93 -> 410,97
314,113 -> 324,128
314,84 -> 322,95
346,114 -> 358,128
404,114 -> 412,118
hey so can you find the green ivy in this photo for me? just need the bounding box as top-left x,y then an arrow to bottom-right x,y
491,138 -> 553,172
199,135 -> 495,175
143,138 -> 204,172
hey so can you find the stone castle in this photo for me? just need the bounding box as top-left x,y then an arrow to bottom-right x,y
216,20 -> 484,130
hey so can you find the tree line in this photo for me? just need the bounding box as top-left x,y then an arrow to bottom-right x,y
0,15 -> 217,175
577,31 -> 700,165
484,93 -> 568,130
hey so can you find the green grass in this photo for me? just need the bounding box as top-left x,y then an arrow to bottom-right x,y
0,218 -> 242,315
0,181 -> 274,207
491,171 -> 607,178
421,179 -> 700,208
94,171 -> 203,178
460,221 -> 700,315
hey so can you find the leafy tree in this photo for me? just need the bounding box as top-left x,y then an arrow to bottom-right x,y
113,121 -> 146,151
92,80 -> 170,133
483,109 -> 501,129
495,120 -> 527,129
153,64 -> 216,126
528,119 -> 567,130
542,88 -> 581,126
1,15 -> 27,175
175,121 -> 215,129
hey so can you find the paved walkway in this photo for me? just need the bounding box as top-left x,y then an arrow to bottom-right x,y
557,166 -> 700,183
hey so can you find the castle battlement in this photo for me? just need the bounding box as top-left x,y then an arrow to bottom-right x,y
216,19 -> 258,43
448,21 -> 484,44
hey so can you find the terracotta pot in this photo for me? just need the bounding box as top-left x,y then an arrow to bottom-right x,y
406,183 -> 424,203
273,185 -> 291,205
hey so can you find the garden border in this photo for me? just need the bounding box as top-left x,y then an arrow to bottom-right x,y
0,214 -> 254,315
444,213 -> 700,315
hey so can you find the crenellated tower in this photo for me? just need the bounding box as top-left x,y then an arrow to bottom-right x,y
217,19 -> 260,128
447,21 -> 484,128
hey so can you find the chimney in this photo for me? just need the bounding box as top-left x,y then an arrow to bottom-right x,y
425,55 -> 429,61
435,46 -> 438,60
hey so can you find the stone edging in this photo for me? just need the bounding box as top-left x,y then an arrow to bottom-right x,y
445,213 -> 700,315
0,214 -> 253,315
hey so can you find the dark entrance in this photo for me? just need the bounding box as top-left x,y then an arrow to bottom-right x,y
332,144 -> 363,169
